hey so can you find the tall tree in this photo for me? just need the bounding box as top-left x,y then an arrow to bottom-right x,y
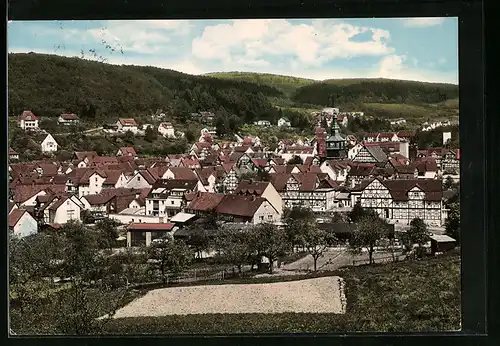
349,214 -> 388,264
301,225 -> 337,271
213,229 -> 252,274
144,125 -> 157,142
147,237 -> 194,283
252,223 -> 289,274
445,202 -> 460,244
405,217 -> 430,258
283,207 -> 316,252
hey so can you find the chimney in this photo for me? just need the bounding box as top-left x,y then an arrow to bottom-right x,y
399,141 -> 409,159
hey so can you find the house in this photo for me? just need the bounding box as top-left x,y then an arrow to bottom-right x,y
390,118 -> 407,126
322,108 -> 339,116
36,194 -> 83,225
162,167 -> 198,181
352,143 -> 388,164
280,146 -> 317,163
18,110 -> 39,130
234,180 -> 283,215
319,160 -> 350,182
35,133 -> 59,153
127,223 -> 175,247
336,114 -> 348,127
58,113 -> 80,125
277,117 -> 291,127
117,147 -> 137,158
220,164 -> 239,193
125,170 -> 156,189
185,192 -> 225,216
357,178 -> 444,226
254,120 -> 271,127
116,118 -> 139,133
9,148 -> 19,161
9,209 -> 38,238
215,195 -> 281,225
145,180 -> 198,218
269,173 -> 337,212
158,122 -> 176,138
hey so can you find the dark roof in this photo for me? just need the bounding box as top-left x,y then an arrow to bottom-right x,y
187,192 -> 225,212
381,179 -> 443,201
127,223 -> 174,231
19,110 -> 38,121
60,113 -> 79,120
168,167 -> 198,180
364,145 -> 388,163
9,209 -> 27,227
216,195 -> 266,218
234,180 -> 270,196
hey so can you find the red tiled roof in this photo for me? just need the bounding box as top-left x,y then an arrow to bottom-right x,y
13,184 -> 66,204
215,195 -> 266,217
396,130 -> 416,138
234,181 -> 270,196
251,158 -> 268,168
127,223 -> 174,231
119,118 -> 138,126
8,148 -> 18,155
382,179 -> 442,201
60,113 -> 79,120
9,209 -> 26,227
74,151 -> 98,161
19,110 -> 38,121
119,147 -> 137,156
168,167 -> 198,180
222,163 -> 235,174
187,192 -> 225,212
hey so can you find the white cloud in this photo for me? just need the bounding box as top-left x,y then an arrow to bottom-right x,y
402,17 -> 446,28
192,19 -> 394,68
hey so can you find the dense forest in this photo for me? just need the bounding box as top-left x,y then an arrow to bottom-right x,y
8,53 -> 459,134
206,72 -> 315,97
8,53 -> 284,124
292,79 -> 459,108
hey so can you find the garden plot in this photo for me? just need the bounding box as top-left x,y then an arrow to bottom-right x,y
113,277 -> 346,317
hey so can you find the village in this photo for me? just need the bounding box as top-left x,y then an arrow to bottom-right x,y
9,107 -> 460,257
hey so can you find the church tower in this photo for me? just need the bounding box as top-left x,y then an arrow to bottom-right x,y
326,118 -> 347,159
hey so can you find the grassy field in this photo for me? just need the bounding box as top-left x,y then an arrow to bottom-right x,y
103,253 -> 461,334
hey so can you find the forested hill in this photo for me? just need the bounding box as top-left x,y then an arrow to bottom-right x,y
7,53 -> 284,122
205,72 -> 316,96
292,79 -> 459,107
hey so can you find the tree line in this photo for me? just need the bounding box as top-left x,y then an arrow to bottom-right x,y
8,53 -> 283,125
292,80 -> 459,107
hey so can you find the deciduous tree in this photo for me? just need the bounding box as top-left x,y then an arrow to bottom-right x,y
252,223 -> 289,274
349,214 -> 388,264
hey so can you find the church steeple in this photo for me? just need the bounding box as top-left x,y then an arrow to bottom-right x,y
330,117 -> 340,136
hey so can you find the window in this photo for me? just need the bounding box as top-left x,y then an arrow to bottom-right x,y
131,219 -> 134,222
260,215 -> 264,220
139,219 -> 142,223
137,176 -> 141,181
171,201 -> 175,205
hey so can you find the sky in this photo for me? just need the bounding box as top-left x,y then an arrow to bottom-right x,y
7,18 -> 458,84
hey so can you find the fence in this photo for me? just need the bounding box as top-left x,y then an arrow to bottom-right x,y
130,265 -> 244,289
352,253 -> 406,266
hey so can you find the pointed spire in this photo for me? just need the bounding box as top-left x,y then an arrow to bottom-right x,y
331,117 -> 340,136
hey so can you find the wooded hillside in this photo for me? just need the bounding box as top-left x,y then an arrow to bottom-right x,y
8,53 -> 283,123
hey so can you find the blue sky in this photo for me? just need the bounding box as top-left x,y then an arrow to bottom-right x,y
7,18 -> 458,84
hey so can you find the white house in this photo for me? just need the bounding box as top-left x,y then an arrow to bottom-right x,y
9,148 -> 19,161
9,209 -> 38,238
277,117 -> 291,127
443,132 -> 452,145
41,195 -> 83,224
390,118 -> 407,126
39,133 -> 59,153
116,118 -> 139,133
215,195 -> 281,225
158,122 -> 176,138
233,180 -> 284,215
254,120 -> 271,127
322,108 -> 339,116
125,170 -> 156,189
58,113 -> 80,125
18,111 -> 39,131
319,160 -> 350,182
